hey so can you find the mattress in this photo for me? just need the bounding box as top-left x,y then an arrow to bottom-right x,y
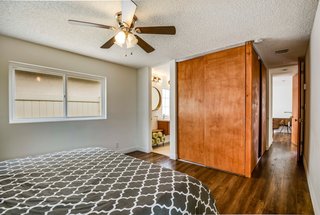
0,147 -> 218,214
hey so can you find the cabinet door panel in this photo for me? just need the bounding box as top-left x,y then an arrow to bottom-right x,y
204,46 -> 246,174
177,57 -> 205,165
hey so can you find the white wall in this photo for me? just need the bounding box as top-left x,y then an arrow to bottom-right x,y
272,74 -> 293,118
136,67 -> 152,153
267,69 -> 273,148
0,35 -> 138,160
304,2 -> 320,214
169,60 -> 177,159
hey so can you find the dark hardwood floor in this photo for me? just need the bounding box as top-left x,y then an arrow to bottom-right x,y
127,133 -> 314,214
273,131 -> 292,143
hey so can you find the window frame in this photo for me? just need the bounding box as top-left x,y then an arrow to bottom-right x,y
9,61 -> 107,124
161,88 -> 170,118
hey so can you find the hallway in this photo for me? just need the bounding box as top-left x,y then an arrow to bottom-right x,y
128,137 -> 314,214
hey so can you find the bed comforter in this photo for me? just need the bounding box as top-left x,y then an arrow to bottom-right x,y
0,147 -> 218,215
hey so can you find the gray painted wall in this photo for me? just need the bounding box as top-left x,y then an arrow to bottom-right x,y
0,35 -> 138,161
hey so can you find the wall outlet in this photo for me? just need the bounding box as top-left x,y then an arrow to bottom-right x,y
115,142 -> 119,149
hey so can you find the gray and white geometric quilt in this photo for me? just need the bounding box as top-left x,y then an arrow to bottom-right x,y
0,147 -> 218,214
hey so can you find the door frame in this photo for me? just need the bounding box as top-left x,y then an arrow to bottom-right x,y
268,66 -> 295,149
147,60 -> 178,160
267,62 -> 305,161
297,57 -> 306,162
169,60 -> 178,160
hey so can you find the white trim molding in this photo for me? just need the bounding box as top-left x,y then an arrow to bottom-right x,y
169,60 -> 177,160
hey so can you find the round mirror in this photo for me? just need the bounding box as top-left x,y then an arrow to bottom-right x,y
152,87 -> 161,111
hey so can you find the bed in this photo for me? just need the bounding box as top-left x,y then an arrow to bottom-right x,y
0,147 -> 218,215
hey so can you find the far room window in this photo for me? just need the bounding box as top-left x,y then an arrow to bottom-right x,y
162,89 -> 170,118
9,62 -> 106,123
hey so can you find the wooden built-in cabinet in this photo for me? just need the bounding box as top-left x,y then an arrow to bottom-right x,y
204,46 -> 246,175
177,42 -> 267,177
177,57 -> 205,165
158,120 -> 170,135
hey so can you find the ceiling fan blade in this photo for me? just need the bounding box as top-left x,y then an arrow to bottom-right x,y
135,26 -> 176,35
68,19 -> 115,30
101,37 -> 116,49
136,35 -> 155,53
121,0 -> 137,27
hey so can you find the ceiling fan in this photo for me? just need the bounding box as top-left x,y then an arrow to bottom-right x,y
68,0 -> 176,53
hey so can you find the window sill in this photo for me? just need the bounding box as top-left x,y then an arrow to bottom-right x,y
9,116 -> 107,124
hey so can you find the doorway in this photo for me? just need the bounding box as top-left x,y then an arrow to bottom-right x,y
150,63 -> 171,157
269,63 -> 304,160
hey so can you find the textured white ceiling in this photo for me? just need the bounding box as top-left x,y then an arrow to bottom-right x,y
0,0 -> 318,69
152,63 -> 170,77
271,65 -> 298,77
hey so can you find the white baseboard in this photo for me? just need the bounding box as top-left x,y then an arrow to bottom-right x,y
117,146 -> 146,154
303,157 -> 320,215
267,140 -> 273,150
170,153 -> 177,160
135,146 -> 149,153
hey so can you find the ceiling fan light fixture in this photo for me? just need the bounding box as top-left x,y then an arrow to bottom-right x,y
126,33 -> 138,48
69,0 -> 176,53
115,30 -> 127,46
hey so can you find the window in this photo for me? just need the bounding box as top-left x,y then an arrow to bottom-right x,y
67,77 -> 102,117
162,89 -> 170,118
9,62 -> 106,123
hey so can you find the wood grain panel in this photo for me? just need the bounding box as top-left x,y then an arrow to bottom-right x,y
245,42 -> 253,177
204,46 -> 246,175
158,121 -> 170,135
261,63 -> 267,155
292,73 -> 299,146
177,57 -> 205,165
245,42 -> 261,177
295,58 -> 304,162
178,43 -> 262,177
251,47 -> 261,171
